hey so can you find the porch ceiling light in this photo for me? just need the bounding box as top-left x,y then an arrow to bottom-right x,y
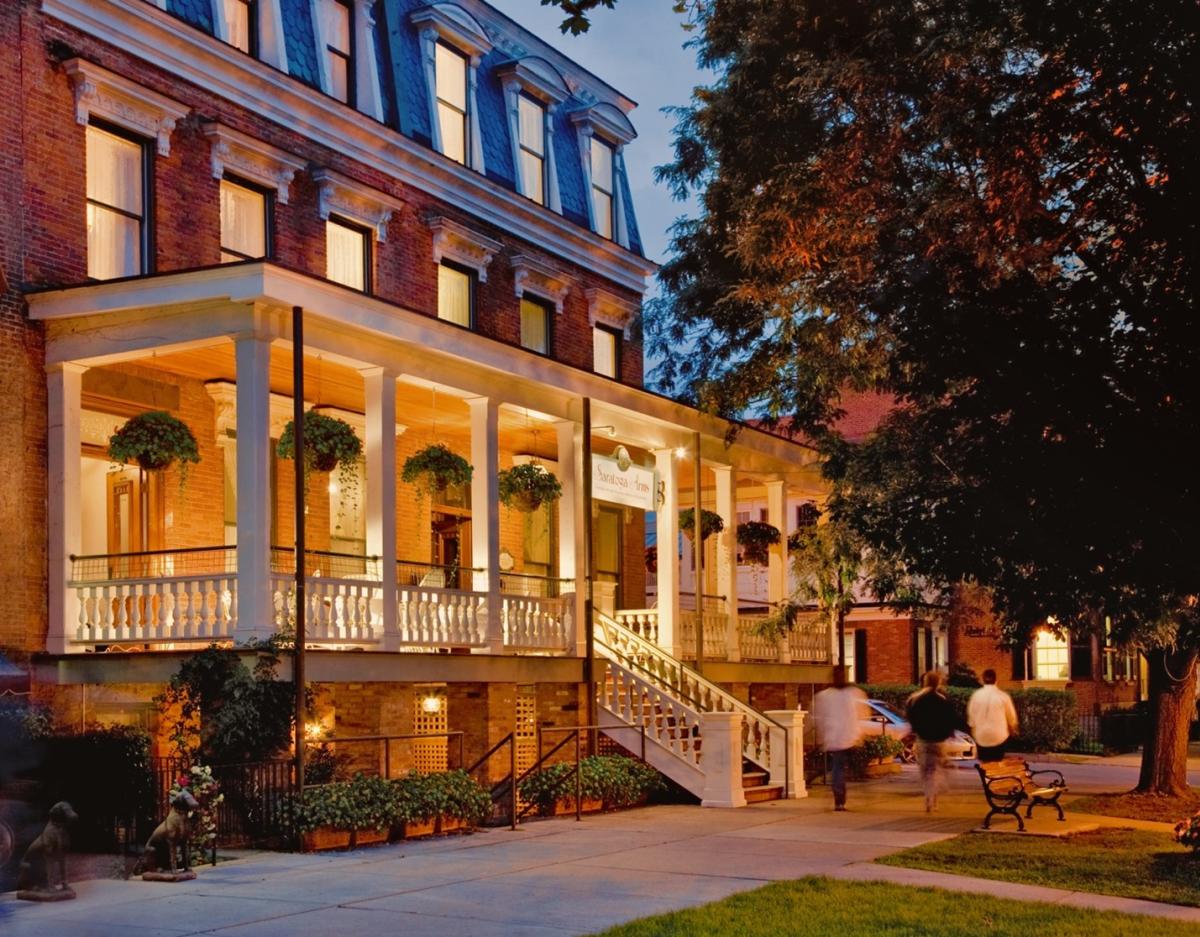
421,694 -> 444,714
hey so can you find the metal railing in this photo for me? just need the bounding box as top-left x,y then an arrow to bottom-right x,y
499,572 -> 574,598
397,558 -> 480,591
271,546 -> 380,579
311,731 -> 467,779
70,545 -> 236,582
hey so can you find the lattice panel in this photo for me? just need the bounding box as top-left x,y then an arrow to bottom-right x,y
413,689 -> 448,773
515,687 -> 538,809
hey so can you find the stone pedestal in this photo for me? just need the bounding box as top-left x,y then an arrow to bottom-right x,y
699,710 -> 747,808
766,709 -> 808,798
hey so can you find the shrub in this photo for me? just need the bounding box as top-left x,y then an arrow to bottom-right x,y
947,661 -> 982,688
848,733 -> 905,777
392,770 -> 492,826
1011,688 -> 1078,752
292,773 -> 397,834
518,756 -> 664,816
1172,810 -> 1200,853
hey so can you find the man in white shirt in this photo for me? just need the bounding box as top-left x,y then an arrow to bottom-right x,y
812,666 -> 866,810
968,669 -> 1019,761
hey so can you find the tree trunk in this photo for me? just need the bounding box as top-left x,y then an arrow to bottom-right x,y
1135,646 -> 1197,795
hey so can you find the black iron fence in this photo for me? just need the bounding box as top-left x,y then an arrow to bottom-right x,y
152,758 -> 295,850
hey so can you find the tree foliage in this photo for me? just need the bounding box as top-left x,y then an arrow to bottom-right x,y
648,0 -> 1197,790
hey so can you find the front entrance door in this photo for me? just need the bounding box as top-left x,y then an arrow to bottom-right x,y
593,505 -> 623,609
106,469 -> 162,578
431,512 -> 471,590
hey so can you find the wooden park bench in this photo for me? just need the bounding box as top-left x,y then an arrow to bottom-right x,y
976,758 -> 1067,831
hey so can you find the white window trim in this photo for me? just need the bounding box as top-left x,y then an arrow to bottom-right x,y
203,122 -> 305,204
213,0 -> 289,69
586,287 -> 637,339
511,254 -> 571,314
64,58 -> 189,157
310,0 -> 384,119
571,104 -> 635,248
426,214 -> 500,283
312,167 -> 403,242
411,3 -> 491,173
498,57 -> 568,213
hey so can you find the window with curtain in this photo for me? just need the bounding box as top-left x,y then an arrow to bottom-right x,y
223,0 -> 255,54
519,295 -> 550,354
219,178 -> 268,262
590,136 -> 615,239
318,0 -> 353,104
1034,629 -> 1070,680
438,263 -> 472,327
326,218 -> 368,291
518,94 -> 545,204
86,123 -> 147,281
435,43 -> 468,164
592,324 -> 619,377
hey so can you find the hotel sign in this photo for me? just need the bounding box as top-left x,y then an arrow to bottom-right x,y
592,447 -> 656,511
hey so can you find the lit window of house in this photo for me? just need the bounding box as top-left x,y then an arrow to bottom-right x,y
519,295 -> 551,354
593,324 -> 619,377
1034,630 -> 1070,680
438,263 -> 473,327
223,0 -> 255,54
518,95 -> 545,205
326,218 -> 369,291
219,178 -> 269,262
435,43 -> 469,165
318,0 -> 353,104
86,123 -> 149,280
590,137 -> 615,239
796,501 -> 820,530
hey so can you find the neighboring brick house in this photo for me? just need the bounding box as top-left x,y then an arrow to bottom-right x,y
0,0 -> 830,797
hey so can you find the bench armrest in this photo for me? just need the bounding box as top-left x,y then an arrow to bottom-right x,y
1028,769 -> 1066,787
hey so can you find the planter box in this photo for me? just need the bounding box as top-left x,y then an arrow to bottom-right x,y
553,796 -> 605,816
302,828 -> 351,852
350,827 -> 388,848
863,761 -> 901,778
402,818 -> 438,839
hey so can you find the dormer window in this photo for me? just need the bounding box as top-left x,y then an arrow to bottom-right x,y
222,0 -> 256,54
317,0 -> 354,105
590,137 -> 615,240
435,43 -> 469,165
518,95 -> 546,205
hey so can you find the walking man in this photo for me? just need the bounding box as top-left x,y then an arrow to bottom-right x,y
968,668 -> 1018,762
813,665 -> 866,811
906,670 -> 958,812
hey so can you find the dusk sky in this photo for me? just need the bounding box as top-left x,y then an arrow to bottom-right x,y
486,0 -> 707,270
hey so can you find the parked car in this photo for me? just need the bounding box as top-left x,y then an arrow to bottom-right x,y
858,698 -> 976,760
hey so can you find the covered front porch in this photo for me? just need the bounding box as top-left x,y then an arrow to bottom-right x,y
34,263 -> 830,666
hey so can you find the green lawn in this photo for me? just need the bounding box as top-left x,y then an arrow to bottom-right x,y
878,828 -> 1200,907
589,877 -> 1196,936
1070,791 -> 1200,824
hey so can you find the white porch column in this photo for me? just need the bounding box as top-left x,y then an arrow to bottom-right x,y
556,420 -> 586,655
363,368 -> 398,648
699,711 -> 747,808
47,362 -> 87,654
235,336 -> 274,641
766,709 -> 808,799
713,465 -> 740,663
653,448 -> 681,658
468,397 -> 501,652
765,480 -> 790,663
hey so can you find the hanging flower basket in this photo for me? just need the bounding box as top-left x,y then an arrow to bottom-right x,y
679,508 -> 724,543
498,463 -> 563,513
401,444 -> 473,499
277,412 -> 363,488
108,411 -> 201,482
737,521 -> 781,566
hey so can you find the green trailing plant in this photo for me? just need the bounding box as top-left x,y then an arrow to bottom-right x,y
751,600 -> 804,642
392,770 -> 492,826
291,773 -> 397,834
518,756 -> 665,817
849,733 -> 906,776
737,521 -> 780,566
401,444 -> 473,500
108,411 -> 200,484
276,412 -> 363,490
497,462 -> 563,513
679,507 -> 724,542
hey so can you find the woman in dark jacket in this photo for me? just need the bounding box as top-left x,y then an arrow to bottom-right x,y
906,671 -> 958,812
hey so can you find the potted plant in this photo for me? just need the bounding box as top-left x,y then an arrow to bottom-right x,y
498,462 -> 563,513
679,507 -> 724,543
401,444 -> 473,499
108,411 -> 200,483
293,773 -> 397,851
737,521 -> 780,566
277,412 -> 362,488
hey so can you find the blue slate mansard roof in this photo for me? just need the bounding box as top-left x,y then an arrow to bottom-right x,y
161,0 -> 644,258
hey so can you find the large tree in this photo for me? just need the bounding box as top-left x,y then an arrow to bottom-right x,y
619,0 -> 1196,792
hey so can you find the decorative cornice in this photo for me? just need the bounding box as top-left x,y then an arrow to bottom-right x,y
511,254 -> 572,314
63,58 -> 190,156
586,287 -> 639,339
410,3 -> 492,59
312,168 -> 404,242
496,57 -> 570,105
425,215 -> 501,282
201,122 -> 306,204
569,101 -> 637,146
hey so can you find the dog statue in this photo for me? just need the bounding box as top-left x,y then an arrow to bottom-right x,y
17,801 -> 78,896
142,788 -> 199,876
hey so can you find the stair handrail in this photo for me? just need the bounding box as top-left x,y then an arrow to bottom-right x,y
594,634 -> 706,712
594,611 -> 784,771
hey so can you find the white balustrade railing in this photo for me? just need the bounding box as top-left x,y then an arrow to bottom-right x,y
736,615 -> 780,661
72,575 -> 236,645
502,594 -> 574,652
597,658 -> 701,767
396,585 -> 488,648
679,610 -> 729,660
270,574 -> 382,643
787,612 -> 832,662
614,608 -> 658,644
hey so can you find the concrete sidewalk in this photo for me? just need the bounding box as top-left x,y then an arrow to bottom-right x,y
1,765 -> 1194,936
